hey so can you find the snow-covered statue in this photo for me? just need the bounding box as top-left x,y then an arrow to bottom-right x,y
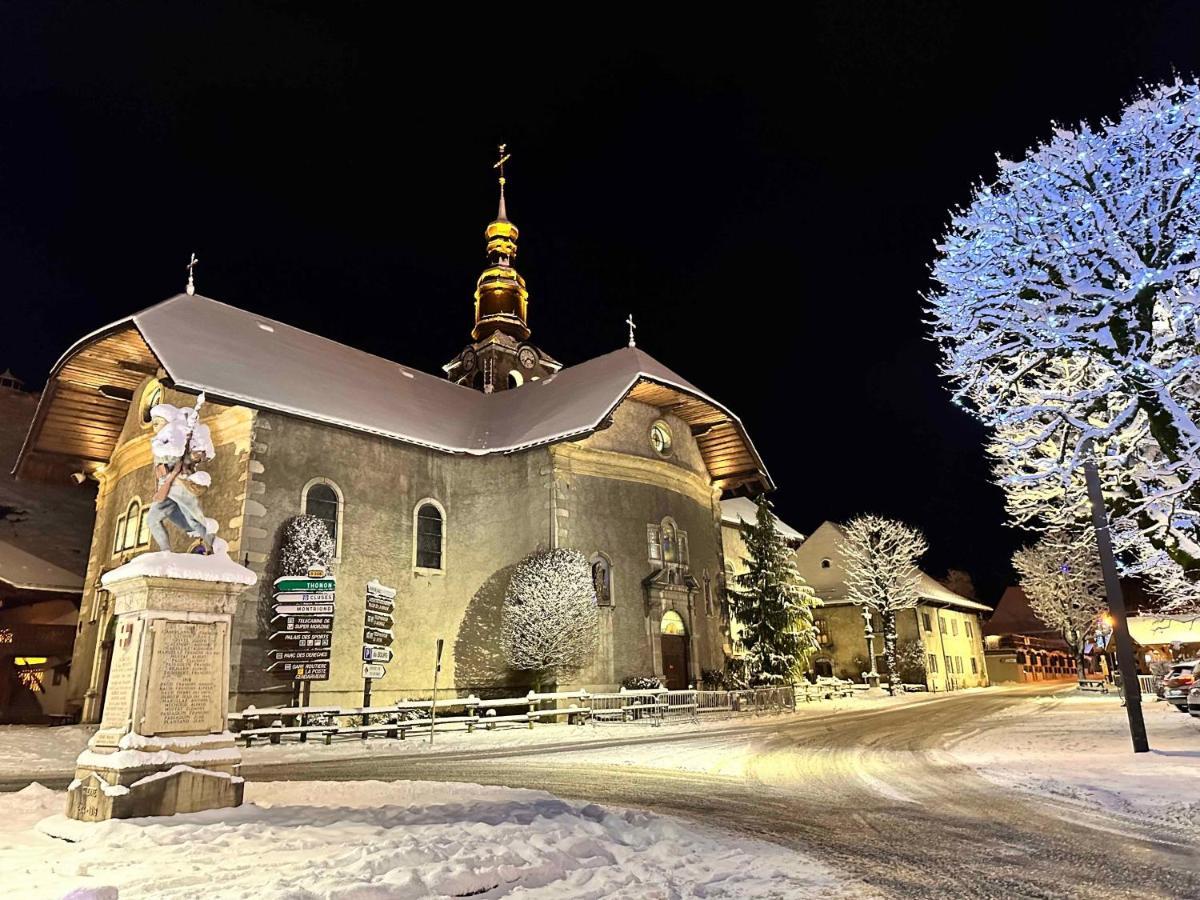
147,393 -> 219,554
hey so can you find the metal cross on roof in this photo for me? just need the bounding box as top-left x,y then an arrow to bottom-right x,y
626,314 -> 637,348
186,252 -> 199,296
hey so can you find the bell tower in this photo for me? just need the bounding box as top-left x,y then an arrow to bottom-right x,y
444,146 -> 560,392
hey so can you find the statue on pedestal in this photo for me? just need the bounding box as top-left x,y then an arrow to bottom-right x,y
147,393 -> 219,554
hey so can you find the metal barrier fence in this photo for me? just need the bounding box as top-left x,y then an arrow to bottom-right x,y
230,684 -> 809,745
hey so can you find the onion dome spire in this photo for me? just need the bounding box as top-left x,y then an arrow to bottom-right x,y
473,144 -> 530,341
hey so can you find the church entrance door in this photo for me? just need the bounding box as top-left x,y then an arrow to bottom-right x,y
661,635 -> 689,690
660,610 -> 690,690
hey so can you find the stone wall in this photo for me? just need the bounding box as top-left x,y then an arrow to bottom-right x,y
69,383 -> 737,715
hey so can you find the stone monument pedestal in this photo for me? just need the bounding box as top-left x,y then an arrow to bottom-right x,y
66,553 -> 256,822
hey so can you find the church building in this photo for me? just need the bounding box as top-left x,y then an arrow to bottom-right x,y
16,168 -> 774,718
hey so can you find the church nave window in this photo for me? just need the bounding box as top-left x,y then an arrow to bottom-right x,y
112,498 -> 152,555
414,499 -> 446,572
302,478 -> 343,557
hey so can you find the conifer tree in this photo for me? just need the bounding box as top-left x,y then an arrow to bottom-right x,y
728,495 -> 820,685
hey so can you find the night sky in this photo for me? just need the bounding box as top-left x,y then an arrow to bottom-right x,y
5,3 -> 1200,605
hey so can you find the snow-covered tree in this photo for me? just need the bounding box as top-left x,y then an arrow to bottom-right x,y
728,495 -> 820,686
501,548 -> 599,687
1012,531 -> 1106,677
927,78 -> 1200,581
277,515 -> 335,576
839,515 -> 927,695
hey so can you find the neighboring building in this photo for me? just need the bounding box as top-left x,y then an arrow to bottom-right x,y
719,497 -> 805,661
792,522 -> 991,690
0,376 -> 96,723
16,180 -> 775,717
982,586 -> 1079,683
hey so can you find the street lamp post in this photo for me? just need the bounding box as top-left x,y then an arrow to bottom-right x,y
1082,444 -> 1149,753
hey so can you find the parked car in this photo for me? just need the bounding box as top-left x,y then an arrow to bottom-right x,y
1161,660 -> 1198,712
1188,684 -> 1200,718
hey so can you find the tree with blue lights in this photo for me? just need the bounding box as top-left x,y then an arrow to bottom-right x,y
928,78 -> 1200,610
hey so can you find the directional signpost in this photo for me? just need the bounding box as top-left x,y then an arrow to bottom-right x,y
270,572 -> 335,702
361,579 -> 396,715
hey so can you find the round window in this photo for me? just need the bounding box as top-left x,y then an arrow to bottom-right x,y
140,381 -> 163,424
650,420 -> 673,456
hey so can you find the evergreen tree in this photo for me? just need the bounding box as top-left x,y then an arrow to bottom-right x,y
728,495 -> 820,685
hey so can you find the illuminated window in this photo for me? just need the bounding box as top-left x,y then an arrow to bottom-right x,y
650,420 -> 673,456
414,499 -> 445,571
661,610 -> 687,635
113,498 -> 149,554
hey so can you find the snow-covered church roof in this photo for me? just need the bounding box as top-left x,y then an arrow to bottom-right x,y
16,294 -> 771,494
719,497 -> 805,543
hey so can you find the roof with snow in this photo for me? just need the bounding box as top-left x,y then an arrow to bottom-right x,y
16,294 -> 771,494
0,539 -> 85,593
720,497 -> 805,543
794,521 -> 992,613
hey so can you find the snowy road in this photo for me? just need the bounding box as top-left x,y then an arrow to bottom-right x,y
4,686 -> 1197,897
237,685 -> 1200,899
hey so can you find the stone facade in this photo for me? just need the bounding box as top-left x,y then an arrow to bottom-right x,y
66,382 -> 730,715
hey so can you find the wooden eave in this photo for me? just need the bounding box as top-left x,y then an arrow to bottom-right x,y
627,379 -> 772,496
15,324 -> 159,477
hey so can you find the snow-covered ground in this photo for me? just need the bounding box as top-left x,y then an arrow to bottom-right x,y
0,692 -> 944,778
1,779 -> 843,899
946,693 -> 1200,831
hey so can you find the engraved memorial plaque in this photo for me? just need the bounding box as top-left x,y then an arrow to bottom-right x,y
141,620 -> 227,735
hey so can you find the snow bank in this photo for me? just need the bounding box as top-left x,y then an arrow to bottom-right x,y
1,780 -> 842,899
947,694 -> 1200,831
100,551 -> 256,587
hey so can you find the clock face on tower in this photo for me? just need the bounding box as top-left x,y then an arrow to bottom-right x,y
461,347 -> 477,372
517,346 -> 538,369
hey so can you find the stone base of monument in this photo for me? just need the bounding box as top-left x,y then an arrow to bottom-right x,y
67,733 -> 244,822
65,551 -> 257,823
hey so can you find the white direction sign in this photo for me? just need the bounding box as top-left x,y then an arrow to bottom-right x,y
362,663 -> 386,679
275,603 -> 335,616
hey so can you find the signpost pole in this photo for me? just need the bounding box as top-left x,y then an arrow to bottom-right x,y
362,678 -> 372,726
429,638 -> 444,745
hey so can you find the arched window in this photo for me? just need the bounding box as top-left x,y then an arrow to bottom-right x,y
414,499 -> 445,572
590,553 -> 612,607
508,369 -> 524,388
113,498 -> 151,554
661,610 -> 687,635
302,478 -> 343,557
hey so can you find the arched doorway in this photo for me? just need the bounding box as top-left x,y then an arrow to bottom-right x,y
814,658 -> 834,679
660,610 -> 689,690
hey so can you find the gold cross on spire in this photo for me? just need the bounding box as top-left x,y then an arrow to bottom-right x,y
493,143 -> 511,186
186,252 -> 199,296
